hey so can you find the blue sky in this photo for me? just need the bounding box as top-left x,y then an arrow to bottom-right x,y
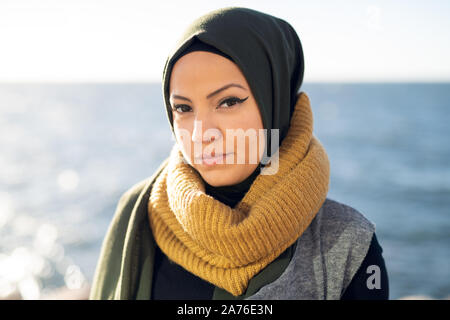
0,0 -> 449,82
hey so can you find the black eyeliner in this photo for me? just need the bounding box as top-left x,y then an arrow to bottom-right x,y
219,96 -> 249,106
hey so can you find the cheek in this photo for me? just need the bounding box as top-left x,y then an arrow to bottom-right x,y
241,110 -> 265,162
222,116 -> 264,163
173,123 -> 193,154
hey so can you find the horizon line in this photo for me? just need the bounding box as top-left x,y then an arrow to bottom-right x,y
1,80 -> 450,85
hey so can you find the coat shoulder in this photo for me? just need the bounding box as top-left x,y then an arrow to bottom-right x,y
313,198 -> 377,298
247,198 -> 377,299
315,197 -> 376,240
118,177 -> 151,208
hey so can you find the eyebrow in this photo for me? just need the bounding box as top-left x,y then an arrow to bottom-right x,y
170,83 -> 247,102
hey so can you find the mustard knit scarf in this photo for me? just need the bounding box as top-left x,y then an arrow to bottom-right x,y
148,92 -> 330,296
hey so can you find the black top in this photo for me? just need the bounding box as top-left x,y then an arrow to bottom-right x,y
203,163 -> 262,208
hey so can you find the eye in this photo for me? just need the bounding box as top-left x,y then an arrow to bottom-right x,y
172,104 -> 192,114
218,96 -> 249,109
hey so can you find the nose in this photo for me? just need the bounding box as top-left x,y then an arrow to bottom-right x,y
191,119 -> 204,144
192,119 -> 221,144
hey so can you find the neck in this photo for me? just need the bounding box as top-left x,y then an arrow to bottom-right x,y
203,163 -> 262,208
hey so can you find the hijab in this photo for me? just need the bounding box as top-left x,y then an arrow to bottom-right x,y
161,6 -> 305,206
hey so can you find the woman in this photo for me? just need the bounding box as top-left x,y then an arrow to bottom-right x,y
89,6 -> 388,300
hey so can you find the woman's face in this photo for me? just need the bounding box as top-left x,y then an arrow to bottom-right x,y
169,51 -> 265,187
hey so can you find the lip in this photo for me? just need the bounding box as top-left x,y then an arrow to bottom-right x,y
194,153 -> 233,165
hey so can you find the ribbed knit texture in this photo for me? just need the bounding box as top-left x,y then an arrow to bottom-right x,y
148,92 -> 330,296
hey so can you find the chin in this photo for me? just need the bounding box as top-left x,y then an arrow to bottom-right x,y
198,168 -> 239,187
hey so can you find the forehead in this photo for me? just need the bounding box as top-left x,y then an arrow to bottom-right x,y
169,51 -> 247,92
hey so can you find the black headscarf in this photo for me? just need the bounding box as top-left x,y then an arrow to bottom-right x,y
161,6 -> 305,206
